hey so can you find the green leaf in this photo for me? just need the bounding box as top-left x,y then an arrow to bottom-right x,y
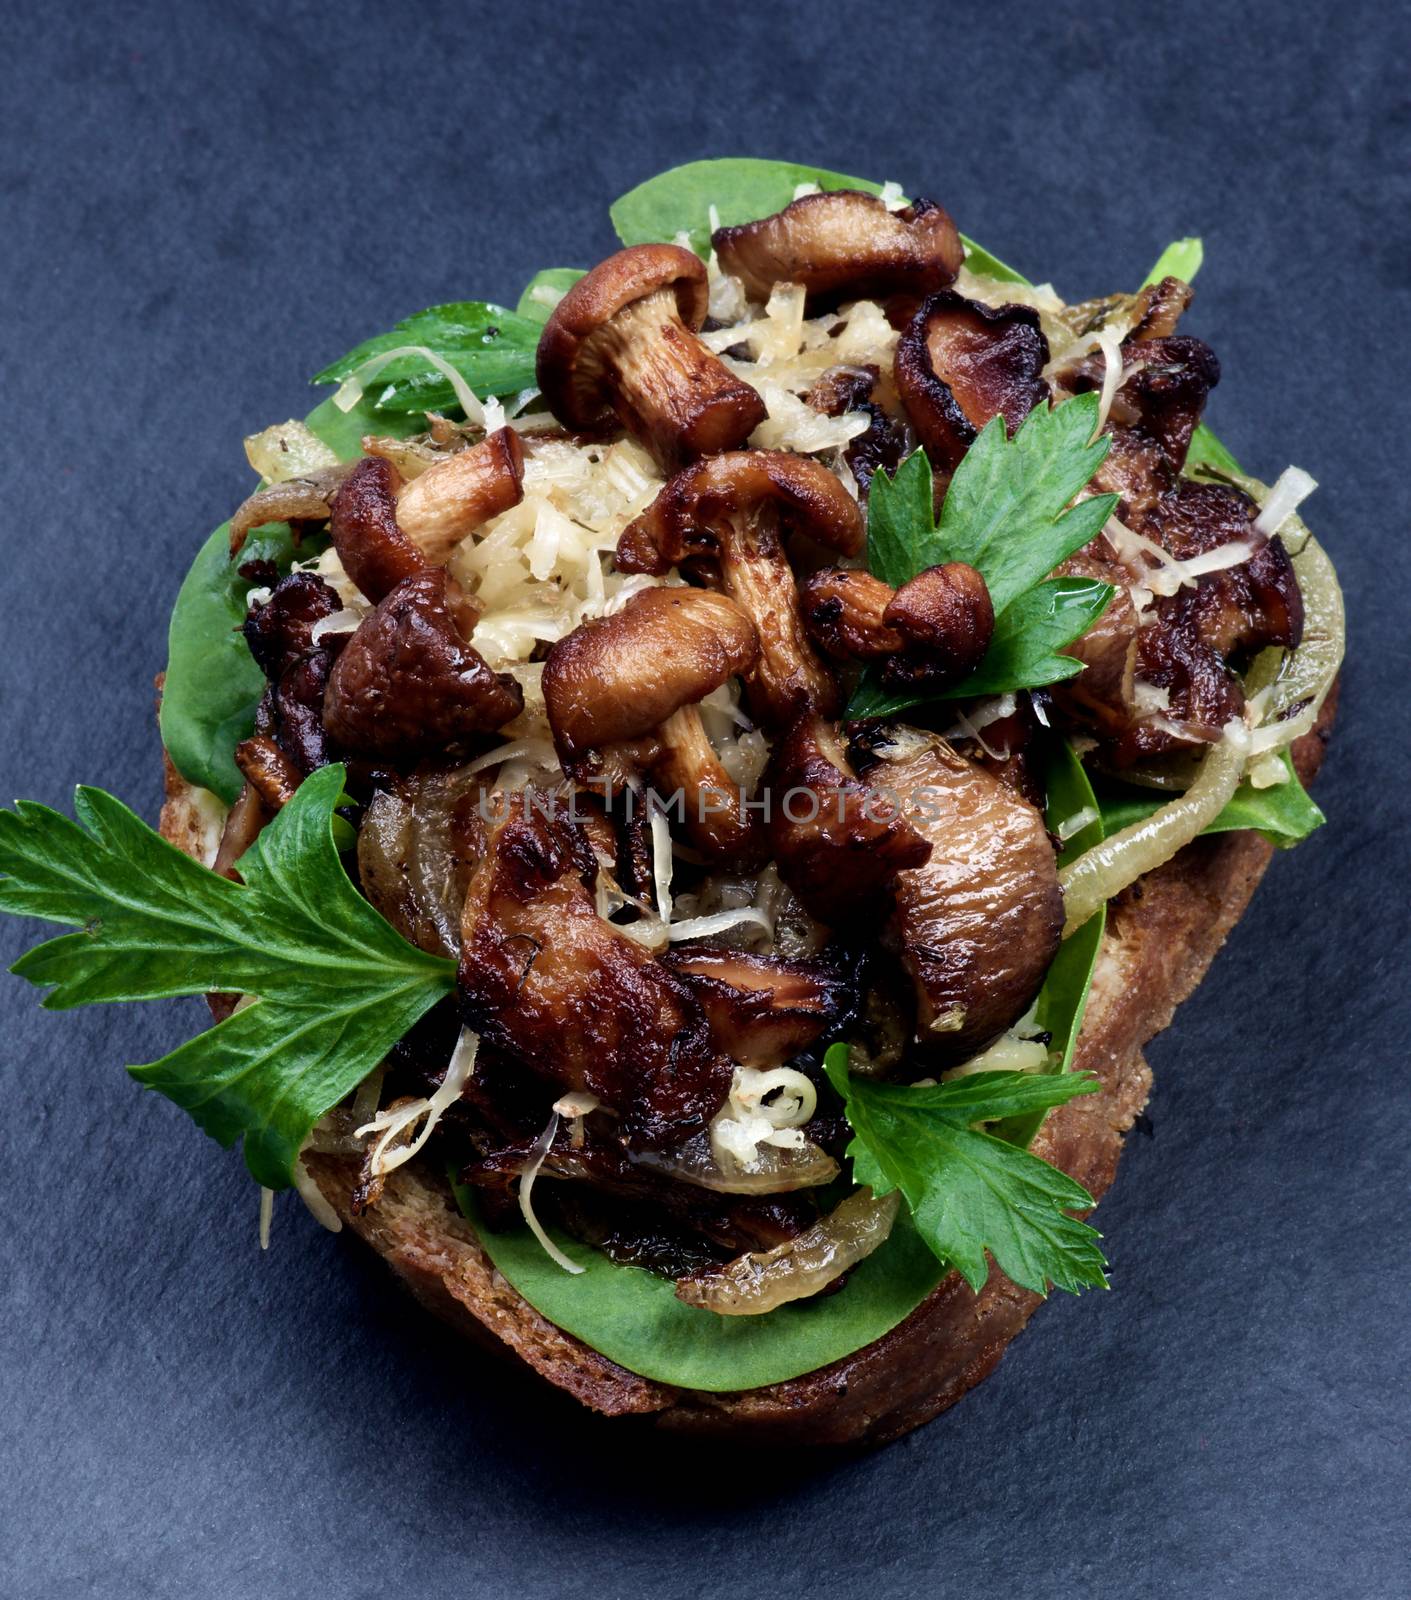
611,157 -> 892,257
865,448 -> 938,587
825,1050 -> 1108,1296
847,577 -> 1114,718
1093,748 -> 1325,850
609,157 -> 1000,278
1186,421 -> 1243,475
453,1176 -> 946,1392
933,398 -> 1117,615
992,741 -> 1106,1147
159,394 -> 421,802
311,301 -> 542,416
0,765 -> 455,1187
515,268 -> 585,325
1143,236 -> 1204,287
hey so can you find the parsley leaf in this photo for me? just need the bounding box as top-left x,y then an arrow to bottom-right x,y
929,396 -> 1117,615
311,301 -> 542,416
847,395 -> 1118,719
824,1046 -> 1108,1296
0,764 -> 455,1188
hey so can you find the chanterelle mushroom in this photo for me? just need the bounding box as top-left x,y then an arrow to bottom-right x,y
542,586 -> 763,863
859,733 -> 1063,1065
536,244 -> 766,471
329,433 -> 524,604
458,799 -> 732,1148
711,191 -> 964,310
616,450 -> 864,728
894,291 -> 1051,474
801,561 -> 995,691
323,569 -> 523,761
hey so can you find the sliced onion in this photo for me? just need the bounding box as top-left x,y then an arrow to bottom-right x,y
1198,466 -> 1344,757
674,1189 -> 900,1316
632,1134 -> 838,1195
1059,724 -> 1249,937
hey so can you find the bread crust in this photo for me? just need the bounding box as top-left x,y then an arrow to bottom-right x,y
159,697 -> 1334,1447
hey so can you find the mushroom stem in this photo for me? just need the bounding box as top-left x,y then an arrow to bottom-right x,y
652,706 -> 763,866
717,505 -> 841,725
394,427 -> 525,564
593,288 -> 765,469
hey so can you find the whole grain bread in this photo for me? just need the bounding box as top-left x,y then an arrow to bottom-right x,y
158,699 -> 1333,1447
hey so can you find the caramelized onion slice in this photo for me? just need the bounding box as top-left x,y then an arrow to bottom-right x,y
1059,724 -> 1247,936
674,1188 -> 899,1315
631,1134 -> 838,1195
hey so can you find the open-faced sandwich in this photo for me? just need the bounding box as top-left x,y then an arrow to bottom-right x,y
0,160 -> 1343,1446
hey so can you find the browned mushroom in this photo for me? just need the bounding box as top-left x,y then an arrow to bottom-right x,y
323,568 -> 523,761
801,561 -> 994,691
763,714 -> 931,923
535,244 -> 766,471
233,734 -> 303,810
542,586 -> 763,863
1094,481 -> 1303,767
616,451 -> 864,728
242,572 -> 348,775
660,947 -> 851,1070
711,191 -> 964,310
1047,549 -> 1141,739
328,430 -> 524,605
458,800 -> 732,1148
1127,274 -> 1195,342
862,735 -> 1063,1065
211,782 -> 270,883
894,291 -> 1051,473
804,363 -> 908,490
392,426 -> 524,564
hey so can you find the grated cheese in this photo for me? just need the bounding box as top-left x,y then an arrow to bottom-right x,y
355,1029 -> 480,1181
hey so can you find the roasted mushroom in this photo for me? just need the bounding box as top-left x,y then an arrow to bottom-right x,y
542,586 -> 763,863
763,713 -> 931,923
323,569 -> 523,761
617,450 -> 864,728
232,734 -> 303,810
458,800 -> 731,1148
391,426 -> 525,565
712,191 -> 964,310
328,433 -> 524,605
895,291 -> 1051,473
242,572 -> 347,776
804,363 -> 908,490
801,561 -> 994,691
660,947 -> 852,1070
863,735 -> 1064,1064
535,245 -> 766,472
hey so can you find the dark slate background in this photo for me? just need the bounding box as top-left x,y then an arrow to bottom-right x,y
2,2 -> 1407,1595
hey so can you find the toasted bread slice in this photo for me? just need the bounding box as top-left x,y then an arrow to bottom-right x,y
158,700 -> 1333,1447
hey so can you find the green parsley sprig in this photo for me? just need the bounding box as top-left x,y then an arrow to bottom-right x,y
849,393 -> 1118,719
824,1045 -> 1108,1296
0,765 -> 454,1188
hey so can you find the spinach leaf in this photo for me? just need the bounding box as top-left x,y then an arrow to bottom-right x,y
610,157 -> 1000,277
311,302 -> 541,416
515,268 -> 585,324
1143,236 -> 1204,286
454,1178 -> 945,1392
1093,749 -> 1324,850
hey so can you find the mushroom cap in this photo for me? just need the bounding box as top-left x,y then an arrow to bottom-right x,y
616,450 -> 866,575
542,585 -> 760,763
536,244 -> 711,431
712,191 -> 964,308
894,290 -> 1051,473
